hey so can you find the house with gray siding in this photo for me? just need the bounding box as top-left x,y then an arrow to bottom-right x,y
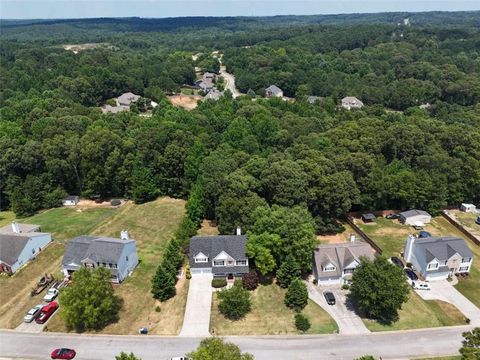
404,235 -> 473,281
62,230 -> 138,283
0,222 -> 52,274
189,232 -> 249,278
313,240 -> 375,285
265,85 -> 283,98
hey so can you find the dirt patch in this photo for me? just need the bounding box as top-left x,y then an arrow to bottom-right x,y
198,219 -> 220,236
317,222 -> 359,244
168,94 -> 202,110
63,43 -> 116,54
75,199 -> 127,209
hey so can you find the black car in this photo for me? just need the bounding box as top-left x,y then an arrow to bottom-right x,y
390,256 -> 404,268
418,230 -> 432,238
323,291 -> 336,305
386,213 -> 400,220
404,268 -> 418,281
476,216 -> 480,225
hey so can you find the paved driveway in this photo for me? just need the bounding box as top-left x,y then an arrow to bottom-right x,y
179,273 -> 213,337
415,280 -> 480,326
307,282 -> 369,335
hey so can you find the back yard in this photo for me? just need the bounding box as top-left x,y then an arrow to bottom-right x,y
46,197 -> 188,334
210,284 -> 338,335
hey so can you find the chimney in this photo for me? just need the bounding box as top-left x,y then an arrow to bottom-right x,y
120,230 -> 129,240
405,235 -> 416,263
349,233 -> 356,243
11,222 -> 20,234
236,226 -> 242,236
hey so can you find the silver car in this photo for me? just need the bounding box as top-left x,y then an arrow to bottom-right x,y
23,304 -> 43,323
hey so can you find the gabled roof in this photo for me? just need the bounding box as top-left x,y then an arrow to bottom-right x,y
341,96 -> 364,106
117,92 -> 140,106
414,236 -> 473,263
64,196 -> 79,201
62,235 -> 135,266
0,234 -> 30,266
265,85 -> 282,94
400,209 -> 431,218
190,235 -> 247,260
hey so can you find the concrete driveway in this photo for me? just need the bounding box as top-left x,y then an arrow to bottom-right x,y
415,280 -> 480,326
307,282 -> 370,335
179,273 -> 213,337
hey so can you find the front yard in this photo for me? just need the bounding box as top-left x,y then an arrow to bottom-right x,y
209,284 -> 337,335
362,291 -> 465,332
46,197 -> 187,334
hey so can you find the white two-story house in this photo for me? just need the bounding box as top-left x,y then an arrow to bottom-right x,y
404,235 -> 473,281
313,240 -> 375,285
189,232 -> 249,279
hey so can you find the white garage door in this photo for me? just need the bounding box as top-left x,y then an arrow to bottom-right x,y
191,268 -> 212,275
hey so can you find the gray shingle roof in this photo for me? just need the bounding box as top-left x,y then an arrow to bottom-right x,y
64,196 -> 79,201
265,85 -> 282,95
400,209 -> 430,218
62,235 -> 134,266
0,234 -> 30,266
117,92 -> 140,106
189,235 -> 247,271
415,236 -> 473,262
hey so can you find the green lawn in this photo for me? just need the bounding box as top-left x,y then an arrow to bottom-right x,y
362,291 -> 466,332
455,211 -> 480,237
0,206 -> 118,328
181,87 -> 198,95
210,284 -> 337,335
47,197 -> 188,335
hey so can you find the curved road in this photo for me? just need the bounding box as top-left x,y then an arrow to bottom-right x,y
220,65 -> 242,98
0,326 -> 469,360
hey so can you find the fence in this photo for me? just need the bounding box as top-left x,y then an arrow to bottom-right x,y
441,211 -> 480,246
344,215 -> 383,255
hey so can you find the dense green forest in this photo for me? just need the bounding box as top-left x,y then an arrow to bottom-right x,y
1,13 -> 479,238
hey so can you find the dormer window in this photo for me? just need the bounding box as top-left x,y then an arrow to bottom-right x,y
194,252 -> 208,263
427,262 -> 439,270
323,265 -> 336,272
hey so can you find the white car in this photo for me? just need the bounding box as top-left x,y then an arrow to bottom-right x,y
23,304 -> 43,323
43,288 -> 59,302
411,281 -> 430,290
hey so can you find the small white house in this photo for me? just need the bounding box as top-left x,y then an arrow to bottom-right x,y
460,203 -> 477,213
62,196 -> 79,206
341,96 -> 364,110
399,209 -> 432,226
0,222 -> 52,274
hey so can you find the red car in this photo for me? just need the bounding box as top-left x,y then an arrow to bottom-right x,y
35,301 -> 58,324
51,348 -> 76,359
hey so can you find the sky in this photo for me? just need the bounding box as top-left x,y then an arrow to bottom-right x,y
1,0 -> 479,19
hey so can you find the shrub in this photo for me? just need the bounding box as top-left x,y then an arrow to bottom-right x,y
155,306 -> 161,313
151,265 -> 176,301
342,284 -> 350,290
276,256 -> 301,288
242,271 -> 259,290
212,278 -> 227,288
295,313 -> 311,332
284,278 -> 308,311
185,266 -> 191,280
312,278 -> 318,285
218,284 -> 251,320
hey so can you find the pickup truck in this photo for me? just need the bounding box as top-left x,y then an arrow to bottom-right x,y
43,288 -> 59,302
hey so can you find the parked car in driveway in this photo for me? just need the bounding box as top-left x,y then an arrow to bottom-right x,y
35,301 -> 58,324
390,256 -> 404,268
404,268 -> 418,281
323,291 -> 336,305
418,230 -> 431,238
411,281 -> 430,290
476,216 -> 480,225
23,304 -> 44,323
51,348 -> 76,359
386,213 -> 400,219
43,288 -> 59,302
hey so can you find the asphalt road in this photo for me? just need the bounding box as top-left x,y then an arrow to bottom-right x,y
219,65 -> 242,98
0,326 -> 469,360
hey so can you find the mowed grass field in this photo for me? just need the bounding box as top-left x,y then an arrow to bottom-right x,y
0,207 -> 117,328
362,291 -> 465,332
210,284 -> 338,335
47,197 -> 188,335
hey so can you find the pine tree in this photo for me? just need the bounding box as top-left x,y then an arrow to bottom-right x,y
276,255 -> 301,288
284,278 -> 308,311
151,265 -> 176,301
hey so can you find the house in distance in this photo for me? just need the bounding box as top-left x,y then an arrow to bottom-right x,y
62,230 -> 138,283
265,85 -> 283,98
62,196 -> 79,206
341,96 -> 364,110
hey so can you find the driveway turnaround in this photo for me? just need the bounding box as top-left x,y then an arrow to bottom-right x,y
415,280 -> 480,326
307,282 -> 370,335
0,326 -> 470,360
179,273 -> 213,337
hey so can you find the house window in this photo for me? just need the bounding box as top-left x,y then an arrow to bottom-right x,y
344,268 -> 354,274
236,260 -> 248,266
459,266 -> 469,272
126,256 -> 129,262
32,248 -> 35,254
323,265 -> 336,272
462,257 -> 472,263
427,262 -> 439,270
102,262 -> 107,267
112,264 -> 118,269
213,260 -> 225,267
195,257 -> 208,263
109,263 -> 113,268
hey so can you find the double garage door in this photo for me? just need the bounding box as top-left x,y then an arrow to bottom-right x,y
190,267 -> 212,275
